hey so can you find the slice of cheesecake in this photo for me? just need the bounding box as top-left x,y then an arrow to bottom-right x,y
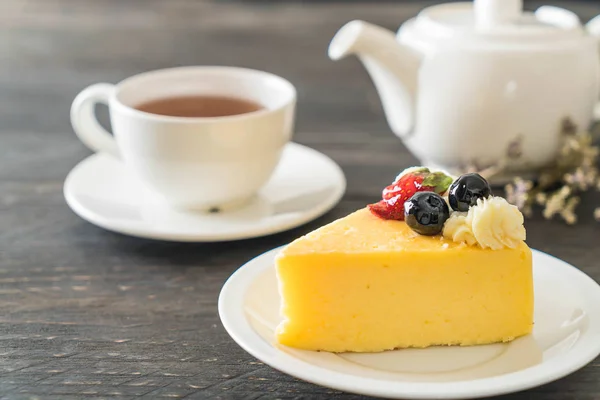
275,208 -> 533,353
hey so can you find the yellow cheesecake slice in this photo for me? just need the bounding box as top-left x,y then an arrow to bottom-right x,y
275,208 -> 533,353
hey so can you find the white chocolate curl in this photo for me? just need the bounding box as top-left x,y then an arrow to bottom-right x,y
443,197 -> 526,250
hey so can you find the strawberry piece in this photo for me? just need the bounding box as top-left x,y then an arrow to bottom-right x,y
368,199 -> 404,220
369,167 -> 453,221
382,174 -> 432,201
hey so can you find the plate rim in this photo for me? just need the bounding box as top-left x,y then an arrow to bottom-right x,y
218,247 -> 600,399
63,142 -> 346,242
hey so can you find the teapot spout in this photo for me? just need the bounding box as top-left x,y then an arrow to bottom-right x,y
329,20 -> 422,137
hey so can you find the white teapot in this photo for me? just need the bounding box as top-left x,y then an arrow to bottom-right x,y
329,0 -> 600,177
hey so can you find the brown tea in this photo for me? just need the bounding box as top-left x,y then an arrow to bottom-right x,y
134,95 -> 264,118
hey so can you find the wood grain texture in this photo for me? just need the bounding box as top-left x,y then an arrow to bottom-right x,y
1,0 -> 600,398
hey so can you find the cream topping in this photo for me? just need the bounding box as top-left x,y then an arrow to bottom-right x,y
443,197 -> 526,250
443,212 -> 478,246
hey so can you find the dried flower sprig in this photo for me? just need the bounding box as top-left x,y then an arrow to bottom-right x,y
505,177 -> 533,217
461,118 -> 600,225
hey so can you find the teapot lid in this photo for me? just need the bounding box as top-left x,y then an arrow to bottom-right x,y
411,0 -> 583,41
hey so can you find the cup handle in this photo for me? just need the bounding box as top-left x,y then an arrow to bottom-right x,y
594,102 -> 600,123
70,83 -> 120,158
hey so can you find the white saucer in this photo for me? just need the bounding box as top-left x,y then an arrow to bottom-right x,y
64,143 -> 346,242
219,247 -> 600,399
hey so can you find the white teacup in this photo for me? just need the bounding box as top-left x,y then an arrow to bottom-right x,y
70,66 -> 296,211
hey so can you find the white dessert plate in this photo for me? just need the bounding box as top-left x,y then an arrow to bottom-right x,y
64,143 -> 346,242
219,247 -> 600,399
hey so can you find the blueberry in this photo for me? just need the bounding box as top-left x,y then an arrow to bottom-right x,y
448,173 -> 492,212
404,192 -> 450,236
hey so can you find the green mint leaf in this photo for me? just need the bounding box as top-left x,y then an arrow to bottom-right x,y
422,172 -> 453,194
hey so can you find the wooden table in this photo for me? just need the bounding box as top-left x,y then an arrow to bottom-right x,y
2,1 -> 599,398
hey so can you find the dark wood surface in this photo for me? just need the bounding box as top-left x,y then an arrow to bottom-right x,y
2,1 -> 600,399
